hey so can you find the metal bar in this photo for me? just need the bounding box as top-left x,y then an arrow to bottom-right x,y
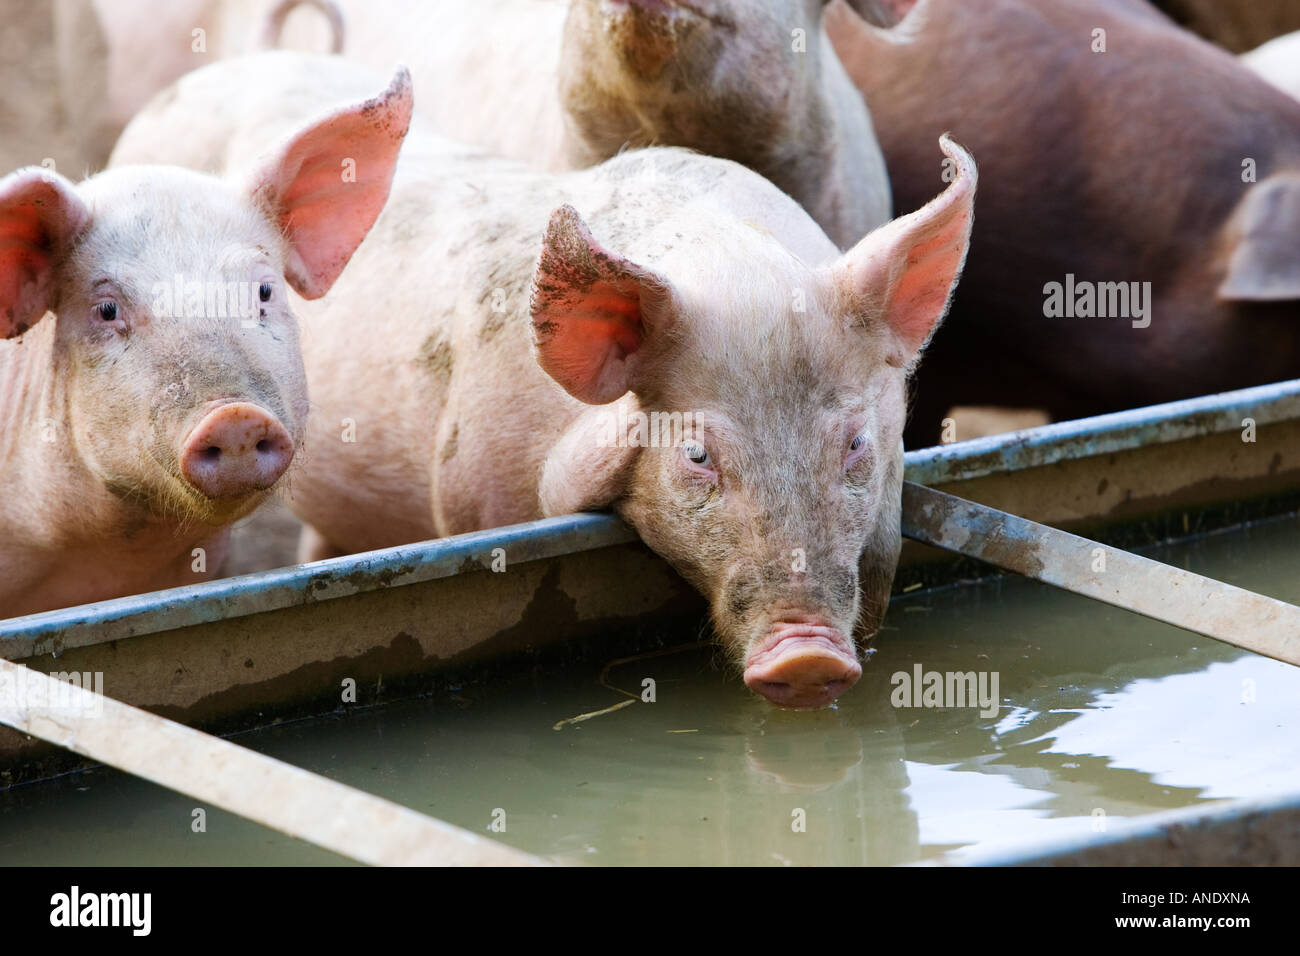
0,511 -> 634,658
0,658 -> 546,866
902,482 -> 1300,666
904,378 -> 1300,486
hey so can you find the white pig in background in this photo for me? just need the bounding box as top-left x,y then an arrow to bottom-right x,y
273,0 -> 891,248
1243,31 -> 1300,101
92,0 -> 340,154
114,53 -> 973,710
0,0 -> 338,177
0,67 -> 411,618
0,0 -> 116,176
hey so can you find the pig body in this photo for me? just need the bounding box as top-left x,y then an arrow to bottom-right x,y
273,0 -> 890,248
851,0 -> 1300,50
0,0 -> 339,177
828,0 -> 1300,443
115,52 -> 975,709
92,0 -> 339,165
0,0 -> 116,176
0,67 -> 410,617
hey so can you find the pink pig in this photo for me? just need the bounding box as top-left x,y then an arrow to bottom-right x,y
116,54 -> 974,709
0,67 -> 411,617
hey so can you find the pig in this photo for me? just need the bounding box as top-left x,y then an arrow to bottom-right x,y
111,52 -> 975,709
272,0 -> 891,248
93,0 -> 341,152
827,0 -> 1300,445
0,0 -> 342,177
849,0 -> 1300,50
0,67 -> 410,618
0,0 -> 116,176
1243,31 -> 1300,101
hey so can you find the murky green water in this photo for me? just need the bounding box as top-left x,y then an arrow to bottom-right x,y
3,514 -> 1299,865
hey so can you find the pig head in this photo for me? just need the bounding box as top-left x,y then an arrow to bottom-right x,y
530,137 -> 976,709
828,0 -> 1300,442
0,67 -> 411,615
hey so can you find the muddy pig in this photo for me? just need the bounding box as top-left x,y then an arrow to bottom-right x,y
113,52 -> 974,709
0,67 -> 411,617
827,0 -> 1300,444
272,0 -> 890,248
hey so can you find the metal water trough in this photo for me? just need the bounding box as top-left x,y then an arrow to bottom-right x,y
3,378 -> 1299,864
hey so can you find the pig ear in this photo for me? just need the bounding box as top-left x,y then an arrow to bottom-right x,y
829,134 -> 975,368
1217,174 -> 1300,301
0,169 -> 91,338
530,204 -> 675,404
247,65 -> 413,300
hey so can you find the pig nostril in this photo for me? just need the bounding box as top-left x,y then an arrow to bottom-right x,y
202,446 -> 221,461
255,439 -> 271,453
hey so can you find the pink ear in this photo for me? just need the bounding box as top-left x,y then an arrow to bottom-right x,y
0,169 -> 91,338
831,134 -> 976,365
529,204 -> 674,404
248,65 -> 413,299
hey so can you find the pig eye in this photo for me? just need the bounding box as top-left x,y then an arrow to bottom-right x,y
845,433 -> 870,471
259,283 -> 273,303
96,301 -> 118,322
682,440 -> 712,469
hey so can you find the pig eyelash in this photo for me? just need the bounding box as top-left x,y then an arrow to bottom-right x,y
680,440 -> 717,477
96,301 -> 118,322
845,434 -> 870,470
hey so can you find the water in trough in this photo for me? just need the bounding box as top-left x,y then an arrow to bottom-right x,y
3,514 -> 1298,865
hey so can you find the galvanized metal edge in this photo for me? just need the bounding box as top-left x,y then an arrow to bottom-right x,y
903,378 -> 1300,486
4,378 -> 1299,656
924,789 -> 1300,867
0,512 -> 635,658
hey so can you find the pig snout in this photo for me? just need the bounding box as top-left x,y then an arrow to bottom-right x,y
743,620 -> 862,711
179,402 -> 294,500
